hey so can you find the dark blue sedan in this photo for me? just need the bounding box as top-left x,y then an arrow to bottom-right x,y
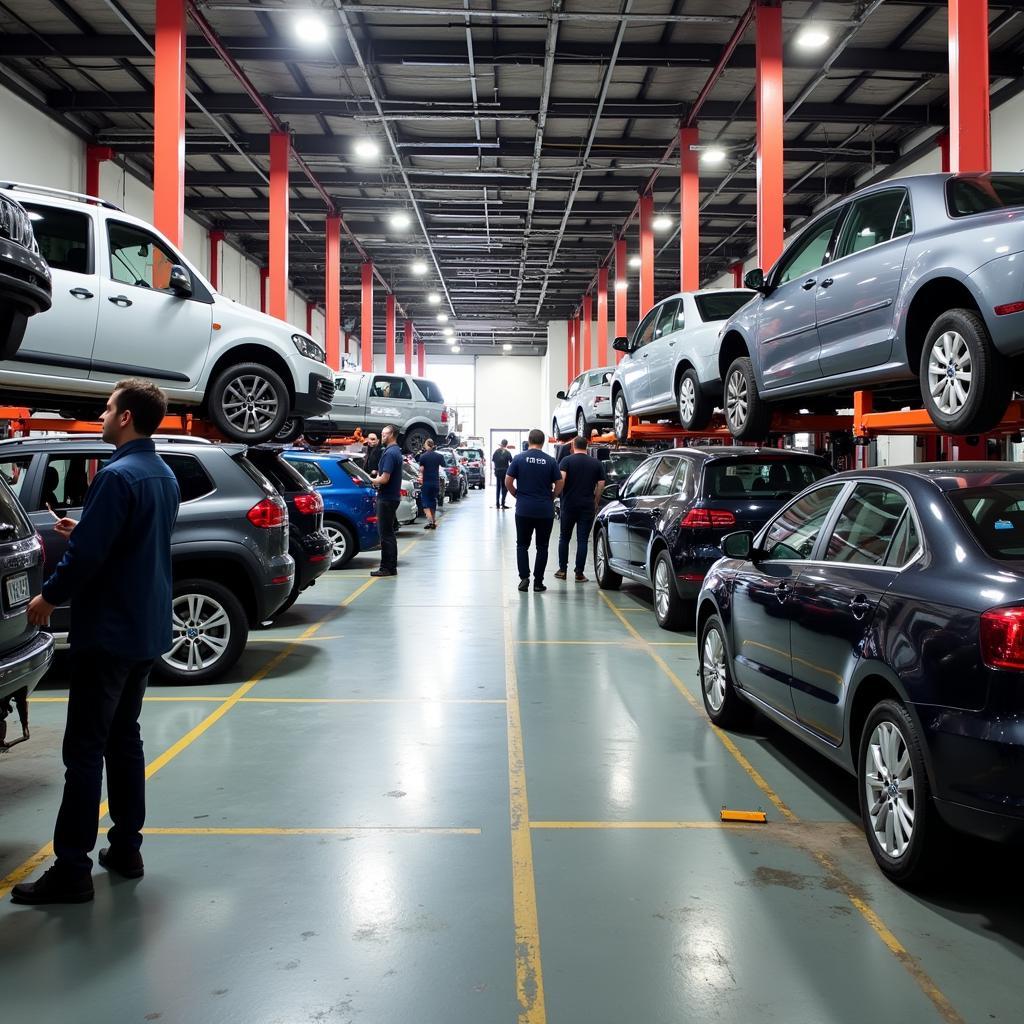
697,463 -> 1024,884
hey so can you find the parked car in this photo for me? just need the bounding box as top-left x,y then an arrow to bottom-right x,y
398,464 -> 420,525
0,191 -> 52,357
455,446 -> 486,489
719,172 -> 1024,440
246,446 -> 331,619
0,472 -> 55,752
294,371 -> 453,452
610,289 -> 753,439
283,450 -> 380,569
698,462 -> 1024,884
591,445 -> 651,500
552,366 -> 615,439
0,182 -> 334,443
437,447 -> 468,500
593,447 -> 832,629
0,435 -> 295,682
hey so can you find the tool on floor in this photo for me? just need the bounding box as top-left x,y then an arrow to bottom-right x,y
0,686 -> 30,752
720,807 -> 768,823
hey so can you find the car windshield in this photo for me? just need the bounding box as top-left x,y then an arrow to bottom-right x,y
604,452 -> 646,482
946,485 -> 1024,559
694,291 -> 752,322
458,448 -> 484,461
704,457 -> 831,500
947,175 -> 1024,217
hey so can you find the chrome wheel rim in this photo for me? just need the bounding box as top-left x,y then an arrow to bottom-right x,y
222,373 -> 280,434
274,418 -> 298,442
577,412 -> 585,436
725,369 -> 748,431
679,377 -> 696,425
324,525 -> 348,567
702,628 -> 727,712
927,331 -> 972,415
166,594 -> 230,673
865,720 -> 916,859
654,559 -> 671,619
596,533 -> 607,578
614,395 -> 626,437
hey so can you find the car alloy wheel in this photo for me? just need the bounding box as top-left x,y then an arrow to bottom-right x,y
926,330 -> 972,416
678,376 -> 696,425
654,557 -> 672,620
702,626 -> 727,713
576,410 -> 587,438
613,393 -> 627,440
725,367 -> 748,432
323,523 -> 349,568
221,373 -> 280,435
167,593 -> 231,674
864,719 -> 916,860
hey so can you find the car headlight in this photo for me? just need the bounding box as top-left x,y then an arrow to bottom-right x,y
291,333 -> 326,363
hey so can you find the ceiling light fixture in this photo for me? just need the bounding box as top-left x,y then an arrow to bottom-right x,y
436,312 -> 449,323
427,292 -> 441,305
445,337 -> 456,345
796,25 -> 830,50
629,255 -> 642,269
294,15 -> 328,44
390,212 -> 411,231
442,327 -> 454,337
353,138 -> 380,161
452,345 -> 462,353
653,215 -> 673,232
410,259 -> 427,275
503,343 -> 512,351
701,147 -> 727,165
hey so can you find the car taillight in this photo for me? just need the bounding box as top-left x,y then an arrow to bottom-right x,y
594,396 -> 608,404
449,467 -> 458,475
400,488 -> 409,497
247,497 -> 287,528
35,531 -> 44,571
680,507 -> 737,529
366,515 -> 378,524
981,606 -> 1024,669
293,492 -> 324,515
441,409 -> 449,423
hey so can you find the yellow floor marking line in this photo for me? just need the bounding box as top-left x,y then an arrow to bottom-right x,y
246,634 -> 345,643
515,640 -> 623,645
596,589 -> 965,1024
143,826 -> 480,837
648,641 -> 698,647
531,820 -> 764,831
240,697 -> 507,705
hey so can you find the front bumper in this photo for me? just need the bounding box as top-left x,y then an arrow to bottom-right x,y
293,373 -> 335,417
0,238 -> 51,317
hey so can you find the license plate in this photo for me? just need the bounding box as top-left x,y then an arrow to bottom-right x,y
5,573 -> 29,607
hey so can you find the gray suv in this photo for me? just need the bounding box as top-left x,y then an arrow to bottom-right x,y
719,173 -> 1024,438
0,436 -> 296,683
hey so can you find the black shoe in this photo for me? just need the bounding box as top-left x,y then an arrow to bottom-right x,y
534,581 -> 547,592
370,568 -> 397,578
517,578 -> 530,592
98,846 -> 145,879
11,865 -> 94,905
554,570 -> 567,580
501,504 -> 509,509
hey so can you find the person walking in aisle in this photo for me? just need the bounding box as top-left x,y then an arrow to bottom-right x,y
505,428 -> 563,592
416,437 -> 444,530
363,432 -> 382,477
370,424 -> 404,577
554,435 -> 606,582
13,379 -> 180,904
492,439 -> 513,508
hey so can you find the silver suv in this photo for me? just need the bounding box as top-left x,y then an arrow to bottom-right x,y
0,183 -> 334,443
720,172 -> 1024,438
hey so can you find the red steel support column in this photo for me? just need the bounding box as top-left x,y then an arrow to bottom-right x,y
574,312 -> 583,378
936,131 -> 951,174
567,318 -> 576,387
639,194 -> 655,319
325,214 -> 341,369
259,266 -> 269,313
268,130 -> 290,321
731,262 -> 744,288
582,294 -> 593,372
949,0 -> 991,173
404,320 -> 414,374
597,267 -> 609,366
614,238 -> 627,363
417,340 -> 425,377
85,145 -> 114,199
361,263 -> 374,371
305,300 -> 316,336
756,0 -> 784,270
154,0 -> 186,247
208,229 -> 225,291
385,294 -> 397,373
679,126 -> 700,292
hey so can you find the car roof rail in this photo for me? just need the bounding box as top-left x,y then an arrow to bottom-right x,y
0,433 -> 212,445
0,181 -> 123,211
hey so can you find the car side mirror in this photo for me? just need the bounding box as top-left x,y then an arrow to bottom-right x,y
721,530 -> 755,560
555,390 -> 566,400
168,264 -> 192,297
743,268 -> 767,294
603,482 -> 619,501
612,336 -> 633,353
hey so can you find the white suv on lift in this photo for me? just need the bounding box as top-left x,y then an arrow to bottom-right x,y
0,183 -> 334,442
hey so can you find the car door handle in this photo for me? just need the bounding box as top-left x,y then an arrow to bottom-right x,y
850,595 -> 872,620
668,341 -> 675,346
69,287 -> 94,299
774,582 -> 792,603
108,294 -> 133,307
820,277 -> 834,289
802,278 -> 817,290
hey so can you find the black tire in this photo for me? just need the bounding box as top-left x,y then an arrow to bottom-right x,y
652,549 -> 689,630
919,309 -> 1011,434
724,356 -> 771,441
612,391 -> 629,443
593,526 -> 622,590
402,425 -> 435,454
323,517 -> 357,569
304,432 -> 327,445
552,417 -> 562,442
699,613 -> 751,728
677,368 -> 713,431
208,361 -> 290,443
155,579 -> 248,684
0,302 -> 29,359
576,409 -> 588,439
274,417 -> 303,444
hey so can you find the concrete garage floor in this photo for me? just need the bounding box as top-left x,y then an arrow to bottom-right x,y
0,497 -> 1022,1024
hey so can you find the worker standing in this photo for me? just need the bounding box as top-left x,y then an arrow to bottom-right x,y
554,435 -> 606,582
505,428 -> 563,592
492,439 -> 513,509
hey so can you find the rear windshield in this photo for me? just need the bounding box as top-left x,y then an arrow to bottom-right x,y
946,175 -> 1024,218
246,450 -> 312,496
458,448 -> 484,461
0,476 -> 32,541
233,454 -> 278,498
603,452 -> 646,482
704,457 -> 831,500
439,451 -> 456,466
694,291 -> 752,322
338,459 -> 371,485
414,379 -> 444,403
947,485 -> 1024,559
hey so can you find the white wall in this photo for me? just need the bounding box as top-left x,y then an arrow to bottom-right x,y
475,355 -> 545,454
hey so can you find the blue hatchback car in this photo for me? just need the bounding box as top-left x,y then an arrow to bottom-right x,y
283,450 -> 379,569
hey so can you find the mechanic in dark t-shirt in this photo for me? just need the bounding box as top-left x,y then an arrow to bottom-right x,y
505,429 -> 563,592
556,435 -> 607,582
416,438 -> 445,530
371,425 -> 404,577
492,441 -> 513,508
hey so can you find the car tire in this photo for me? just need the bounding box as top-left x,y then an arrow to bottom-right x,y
652,549 -> 689,630
699,613 -> 751,728
919,309 -> 1011,434
724,356 -> 771,440
0,303 -> 29,359
858,699 -> 944,887
576,409 -> 588,439
552,417 -> 562,441
208,362 -> 290,443
402,425 -> 435,453
612,391 -> 629,443
594,527 -> 622,590
274,417 -> 304,444
677,368 -> 713,431
323,517 -> 357,569
304,432 -> 327,445
155,579 -> 248,684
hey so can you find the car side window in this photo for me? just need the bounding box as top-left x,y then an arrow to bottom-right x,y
620,459 -> 657,500
291,460 -> 332,487
21,204 -> 92,274
370,376 -> 412,400
776,209 -> 844,286
107,220 -> 182,291
835,190 -> 911,259
761,484 -> 844,561
653,300 -> 681,340
0,457 -> 34,499
824,483 -> 909,566
884,508 -> 921,567
38,455 -> 107,511
160,454 -> 215,503
631,307 -> 661,349
644,456 -> 681,497
566,375 -> 583,398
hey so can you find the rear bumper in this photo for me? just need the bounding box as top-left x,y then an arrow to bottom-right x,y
665,544 -> 725,597
255,553 -> 295,621
294,530 -> 333,590
0,630 -> 55,704
293,373 -> 335,417
0,238 -> 51,316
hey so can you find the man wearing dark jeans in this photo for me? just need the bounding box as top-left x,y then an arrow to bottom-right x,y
14,379 -> 180,905
555,435 -> 607,582
505,428 -> 563,592
492,439 -> 512,508
371,423 -> 404,578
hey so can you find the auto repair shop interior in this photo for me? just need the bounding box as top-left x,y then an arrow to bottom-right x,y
1,1 -> 1024,1022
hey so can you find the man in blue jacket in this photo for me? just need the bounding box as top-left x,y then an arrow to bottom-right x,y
13,379 -> 180,905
